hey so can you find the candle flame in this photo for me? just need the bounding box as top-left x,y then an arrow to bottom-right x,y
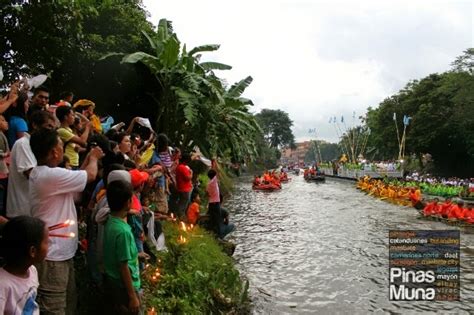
178,235 -> 187,244
180,222 -> 187,231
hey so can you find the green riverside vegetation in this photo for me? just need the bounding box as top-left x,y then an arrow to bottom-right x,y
143,222 -> 249,314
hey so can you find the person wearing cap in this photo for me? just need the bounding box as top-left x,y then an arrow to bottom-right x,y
128,169 -> 149,269
73,99 -> 102,133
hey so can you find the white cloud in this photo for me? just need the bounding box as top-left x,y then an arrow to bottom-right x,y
143,0 -> 473,143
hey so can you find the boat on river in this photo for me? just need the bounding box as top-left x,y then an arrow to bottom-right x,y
416,210 -> 474,229
304,174 -> 326,182
252,183 -> 281,191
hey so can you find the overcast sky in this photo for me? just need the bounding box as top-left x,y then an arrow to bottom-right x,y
143,0 -> 473,143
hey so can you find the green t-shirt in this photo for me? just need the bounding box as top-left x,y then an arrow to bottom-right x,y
103,216 -> 140,289
57,127 -> 79,167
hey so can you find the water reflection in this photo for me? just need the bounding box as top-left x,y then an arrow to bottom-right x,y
226,176 -> 474,314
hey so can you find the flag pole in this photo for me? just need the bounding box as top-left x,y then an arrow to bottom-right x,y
393,113 -> 401,160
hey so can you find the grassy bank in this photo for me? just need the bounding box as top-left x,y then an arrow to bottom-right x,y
143,221 -> 249,314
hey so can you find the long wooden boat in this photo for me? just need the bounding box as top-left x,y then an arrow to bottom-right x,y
304,175 -> 326,182
416,210 -> 474,229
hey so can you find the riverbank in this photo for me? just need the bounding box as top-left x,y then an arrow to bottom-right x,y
142,222 -> 249,313
77,220 -> 249,314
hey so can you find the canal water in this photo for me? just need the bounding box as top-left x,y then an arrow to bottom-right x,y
225,175 -> 474,314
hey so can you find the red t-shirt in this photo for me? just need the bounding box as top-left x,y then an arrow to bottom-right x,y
176,163 -> 192,192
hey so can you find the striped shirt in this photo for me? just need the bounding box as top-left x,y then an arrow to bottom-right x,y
158,151 -> 172,169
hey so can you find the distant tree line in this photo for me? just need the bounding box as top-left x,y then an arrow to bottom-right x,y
364,49 -> 474,176
1,1 -> 296,166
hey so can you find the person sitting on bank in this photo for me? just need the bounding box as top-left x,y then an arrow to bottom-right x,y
186,190 -> 201,225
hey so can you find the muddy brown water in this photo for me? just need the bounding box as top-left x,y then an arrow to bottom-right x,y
225,175 -> 474,314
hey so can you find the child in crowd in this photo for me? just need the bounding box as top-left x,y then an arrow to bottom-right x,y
0,216 -> 48,315
0,114 -> 9,216
187,190 -> 201,225
103,180 -> 142,314
206,169 -> 220,234
129,169 -> 149,269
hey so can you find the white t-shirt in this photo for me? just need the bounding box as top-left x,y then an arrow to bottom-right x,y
29,166 -> 87,261
0,266 -> 39,315
6,134 -> 37,217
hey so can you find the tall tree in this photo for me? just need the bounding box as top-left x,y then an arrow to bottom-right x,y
112,19 -> 261,162
364,50 -> 474,176
1,0 -> 155,120
255,109 -> 295,149
451,48 -> 474,74
304,140 -> 341,164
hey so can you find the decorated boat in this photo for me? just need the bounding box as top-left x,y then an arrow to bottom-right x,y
416,210 -> 474,229
252,183 -> 281,191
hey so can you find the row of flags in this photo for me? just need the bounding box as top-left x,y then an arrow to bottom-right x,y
393,112 -> 412,126
328,116 -> 344,123
326,113 -> 412,126
328,111 -> 357,124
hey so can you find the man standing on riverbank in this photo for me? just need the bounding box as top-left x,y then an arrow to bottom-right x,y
29,128 -> 103,314
175,152 -> 193,218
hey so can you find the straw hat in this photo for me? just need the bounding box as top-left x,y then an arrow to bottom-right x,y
73,99 -> 95,109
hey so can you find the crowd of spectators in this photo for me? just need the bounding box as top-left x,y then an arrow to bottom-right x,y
0,81 -> 233,314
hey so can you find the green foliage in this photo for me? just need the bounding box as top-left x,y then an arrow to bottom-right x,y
364,50 -> 474,176
113,19 -> 261,163
304,140 -> 341,164
251,132 -> 279,169
451,48 -> 474,74
255,109 -> 296,149
1,0 -> 155,122
143,223 -> 248,314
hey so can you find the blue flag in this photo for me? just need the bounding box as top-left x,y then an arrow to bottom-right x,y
403,115 -> 412,126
